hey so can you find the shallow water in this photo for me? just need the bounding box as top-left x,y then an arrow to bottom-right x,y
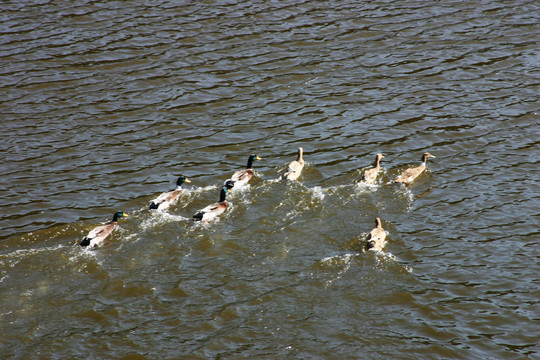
1,1 -> 539,359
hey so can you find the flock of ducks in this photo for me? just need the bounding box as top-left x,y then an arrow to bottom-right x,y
80,149 -> 436,251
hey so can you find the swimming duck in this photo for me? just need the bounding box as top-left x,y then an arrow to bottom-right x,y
80,211 -> 128,247
148,176 -> 191,210
282,147 -> 305,180
193,187 -> 230,223
394,152 -> 436,185
224,155 -> 261,189
361,153 -> 385,184
365,217 -> 387,251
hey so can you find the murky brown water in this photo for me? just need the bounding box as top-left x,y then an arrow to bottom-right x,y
1,1 -> 539,359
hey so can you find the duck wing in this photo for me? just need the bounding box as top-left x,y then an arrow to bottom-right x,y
395,165 -> 424,184
230,169 -> 253,186
81,223 -> 116,247
149,190 -> 181,210
362,167 -> 378,184
193,201 -> 227,222
366,228 -> 387,250
283,160 -> 304,180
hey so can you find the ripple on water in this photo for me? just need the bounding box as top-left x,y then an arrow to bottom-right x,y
1,0 -> 539,358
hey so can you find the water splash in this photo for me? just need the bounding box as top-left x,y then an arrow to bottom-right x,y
367,249 -> 413,273
319,252 -> 358,287
355,181 -> 379,194
309,186 -> 326,201
140,211 -> 190,230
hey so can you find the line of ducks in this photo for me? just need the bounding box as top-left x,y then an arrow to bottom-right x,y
80,149 -> 435,251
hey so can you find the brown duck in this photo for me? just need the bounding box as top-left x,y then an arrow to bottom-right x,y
282,147 -> 305,180
365,217 -> 387,251
394,152 -> 435,185
361,153 -> 385,184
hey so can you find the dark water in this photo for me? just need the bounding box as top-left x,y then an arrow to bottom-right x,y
1,1 -> 539,358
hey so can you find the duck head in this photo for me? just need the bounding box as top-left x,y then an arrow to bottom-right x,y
224,180 -> 235,190
422,153 -> 436,162
112,211 -> 128,222
176,176 -> 191,186
246,154 -> 262,169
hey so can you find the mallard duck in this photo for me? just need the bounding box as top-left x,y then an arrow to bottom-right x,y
366,217 -> 387,251
149,176 -> 191,210
224,155 -> 261,189
193,187 -> 230,223
80,211 -> 128,247
282,147 -> 305,180
361,153 -> 385,184
394,152 -> 435,185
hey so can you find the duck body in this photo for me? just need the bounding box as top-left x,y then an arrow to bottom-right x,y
193,187 -> 229,223
80,211 -> 128,248
225,155 -> 261,189
149,176 -> 191,210
366,217 -> 387,251
282,147 -> 305,180
394,152 -> 435,185
362,153 -> 385,184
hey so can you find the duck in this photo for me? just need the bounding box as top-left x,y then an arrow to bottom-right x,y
282,147 -> 305,180
361,153 -> 385,184
80,211 -> 128,248
394,152 -> 436,185
148,176 -> 191,210
224,155 -> 261,189
193,186 -> 230,223
365,217 -> 387,251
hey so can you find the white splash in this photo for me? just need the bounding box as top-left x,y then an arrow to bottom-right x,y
355,181 -> 378,193
310,186 -> 325,200
140,211 -> 190,230
368,250 -> 413,273
320,252 -> 358,287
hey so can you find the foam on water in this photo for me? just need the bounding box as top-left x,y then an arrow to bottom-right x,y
309,186 -> 326,200
140,211 -> 190,230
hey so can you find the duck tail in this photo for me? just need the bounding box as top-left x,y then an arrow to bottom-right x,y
80,237 -> 91,247
192,212 -> 204,221
148,202 -> 159,210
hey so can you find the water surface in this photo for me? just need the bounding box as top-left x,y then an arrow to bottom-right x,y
1,1 -> 539,359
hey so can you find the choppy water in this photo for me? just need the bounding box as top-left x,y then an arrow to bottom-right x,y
1,0 -> 539,359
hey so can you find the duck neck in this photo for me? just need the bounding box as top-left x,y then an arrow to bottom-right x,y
421,154 -> 431,165
297,148 -> 304,162
246,157 -> 254,169
219,189 -> 227,202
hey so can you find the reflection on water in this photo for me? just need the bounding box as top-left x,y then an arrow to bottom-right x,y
1,0 -> 539,358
